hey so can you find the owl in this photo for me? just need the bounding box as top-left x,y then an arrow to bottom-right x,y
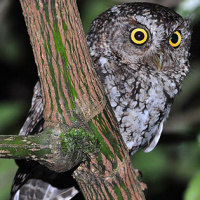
10,3 -> 191,200
87,2 -> 191,154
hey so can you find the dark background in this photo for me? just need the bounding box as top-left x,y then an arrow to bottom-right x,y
0,0 -> 200,199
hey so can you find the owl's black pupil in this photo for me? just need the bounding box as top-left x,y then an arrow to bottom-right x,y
135,31 -> 144,41
171,33 -> 178,43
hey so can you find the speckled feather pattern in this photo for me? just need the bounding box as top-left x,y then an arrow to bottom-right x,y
11,3 -> 191,199
19,82 -> 44,136
87,3 -> 191,154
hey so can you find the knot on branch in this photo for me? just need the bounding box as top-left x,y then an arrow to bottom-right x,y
39,127 -> 100,173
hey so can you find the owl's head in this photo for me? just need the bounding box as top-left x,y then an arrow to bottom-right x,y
87,3 -> 191,86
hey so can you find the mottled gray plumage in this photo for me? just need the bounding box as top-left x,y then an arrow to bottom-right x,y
11,3 -> 191,200
87,2 -> 191,154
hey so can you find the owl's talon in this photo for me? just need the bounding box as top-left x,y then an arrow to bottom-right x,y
134,169 -> 143,180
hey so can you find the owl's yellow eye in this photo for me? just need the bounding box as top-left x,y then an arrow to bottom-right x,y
169,31 -> 181,48
131,28 -> 148,45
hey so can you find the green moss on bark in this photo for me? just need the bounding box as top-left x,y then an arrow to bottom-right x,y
60,128 -> 100,157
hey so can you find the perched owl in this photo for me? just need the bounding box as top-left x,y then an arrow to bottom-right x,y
10,3 -> 191,200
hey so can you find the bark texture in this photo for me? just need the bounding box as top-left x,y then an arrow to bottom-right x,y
20,0 -> 105,126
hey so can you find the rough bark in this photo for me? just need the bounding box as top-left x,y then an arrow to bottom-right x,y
20,0 -> 106,126
17,0 -> 146,199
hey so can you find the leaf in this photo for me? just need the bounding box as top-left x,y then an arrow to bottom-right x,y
184,170 -> 200,200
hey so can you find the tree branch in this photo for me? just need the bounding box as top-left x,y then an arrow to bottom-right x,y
0,128 -> 98,172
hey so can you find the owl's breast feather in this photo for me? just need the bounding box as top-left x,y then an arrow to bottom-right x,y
104,71 -> 174,154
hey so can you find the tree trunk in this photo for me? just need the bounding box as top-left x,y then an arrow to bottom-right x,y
18,0 -> 146,199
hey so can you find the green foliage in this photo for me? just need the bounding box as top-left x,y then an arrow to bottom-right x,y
0,159 -> 17,200
132,147 -> 169,182
81,0 -> 116,33
132,142 -> 200,198
0,102 -> 25,134
177,0 -> 200,24
184,170 -> 200,200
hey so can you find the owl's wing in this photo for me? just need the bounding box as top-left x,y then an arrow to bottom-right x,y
10,82 -> 82,200
144,120 -> 164,153
11,160 -> 81,200
14,179 -> 78,200
18,81 -> 44,136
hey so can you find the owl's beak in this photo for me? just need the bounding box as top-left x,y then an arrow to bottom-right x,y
154,53 -> 164,71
